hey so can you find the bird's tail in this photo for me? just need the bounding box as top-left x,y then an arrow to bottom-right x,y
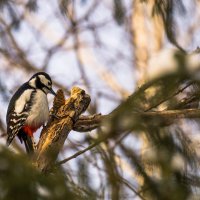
23,136 -> 34,154
18,130 -> 34,155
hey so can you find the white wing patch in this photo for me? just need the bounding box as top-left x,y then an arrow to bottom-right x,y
14,89 -> 34,113
29,77 -> 36,88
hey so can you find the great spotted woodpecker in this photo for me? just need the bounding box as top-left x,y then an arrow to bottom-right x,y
6,72 -> 56,151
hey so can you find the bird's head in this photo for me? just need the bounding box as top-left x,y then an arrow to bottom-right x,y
28,72 -> 56,95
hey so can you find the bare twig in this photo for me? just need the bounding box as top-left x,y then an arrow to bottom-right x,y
58,135 -> 108,165
142,108 -> 200,119
118,177 -> 147,200
145,81 -> 194,111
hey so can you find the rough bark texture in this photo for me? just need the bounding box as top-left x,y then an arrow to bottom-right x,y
33,87 -> 90,172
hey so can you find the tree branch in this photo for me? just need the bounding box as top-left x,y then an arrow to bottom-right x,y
31,86 -> 200,172
74,108 -> 200,134
73,114 -> 103,132
57,135 -> 108,165
141,109 -> 200,119
33,87 -> 90,172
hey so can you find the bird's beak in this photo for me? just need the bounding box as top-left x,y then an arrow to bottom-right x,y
49,88 -> 56,96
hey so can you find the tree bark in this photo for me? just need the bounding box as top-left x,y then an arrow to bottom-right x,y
33,87 -> 90,172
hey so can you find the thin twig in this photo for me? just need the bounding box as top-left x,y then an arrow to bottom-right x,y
119,177 -> 147,200
143,108 -> 200,119
58,135 -> 108,165
145,81 -> 194,112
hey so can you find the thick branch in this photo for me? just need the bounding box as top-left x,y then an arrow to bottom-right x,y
73,109 -> 200,133
73,114 -> 103,132
33,87 -> 90,172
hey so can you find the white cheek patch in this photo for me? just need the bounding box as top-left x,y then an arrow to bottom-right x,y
38,75 -> 49,86
15,89 -> 34,113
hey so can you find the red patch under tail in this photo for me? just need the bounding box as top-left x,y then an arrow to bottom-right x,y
22,126 -> 38,137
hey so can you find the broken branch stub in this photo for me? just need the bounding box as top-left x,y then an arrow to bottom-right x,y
73,114 -> 102,132
33,87 -> 91,172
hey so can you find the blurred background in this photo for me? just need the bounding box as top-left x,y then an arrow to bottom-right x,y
1,0 -> 200,199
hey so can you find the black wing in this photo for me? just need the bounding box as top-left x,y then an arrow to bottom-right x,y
6,83 -> 36,145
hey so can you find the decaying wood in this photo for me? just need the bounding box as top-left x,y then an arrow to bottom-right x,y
73,114 -> 103,132
33,87 -> 90,172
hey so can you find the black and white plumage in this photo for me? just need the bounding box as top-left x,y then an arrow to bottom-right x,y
6,72 -> 56,150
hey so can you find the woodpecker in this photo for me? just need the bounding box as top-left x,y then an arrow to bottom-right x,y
6,72 -> 56,151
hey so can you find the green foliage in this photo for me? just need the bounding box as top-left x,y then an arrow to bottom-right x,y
102,51 -> 200,199
0,147 -> 95,200
77,158 -> 97,199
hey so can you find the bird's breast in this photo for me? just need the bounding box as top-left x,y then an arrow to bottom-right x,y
26,90 -> 49,128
